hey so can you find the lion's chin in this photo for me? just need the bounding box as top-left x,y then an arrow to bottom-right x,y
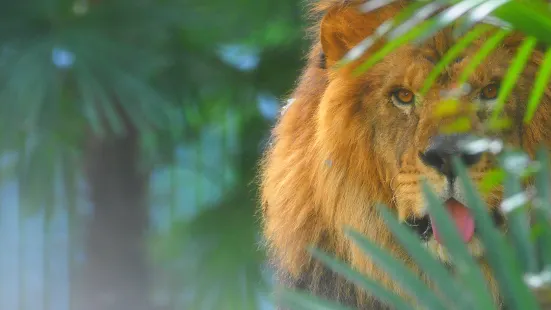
424,236 -> 485,263
406,201 -> 505,264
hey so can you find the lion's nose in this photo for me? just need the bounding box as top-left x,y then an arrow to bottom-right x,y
419,134 -> 483,178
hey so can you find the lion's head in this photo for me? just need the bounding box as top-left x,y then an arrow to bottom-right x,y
260,1 -> 551,308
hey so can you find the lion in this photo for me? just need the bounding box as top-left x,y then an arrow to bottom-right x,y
259,1 -> 551,309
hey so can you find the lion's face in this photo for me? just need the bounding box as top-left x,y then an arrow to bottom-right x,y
360,39 -> 512,261
318,11 -> 533,261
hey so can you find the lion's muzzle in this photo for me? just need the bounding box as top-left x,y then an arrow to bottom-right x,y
405,133 -> 505,248
419,133 -> 484,178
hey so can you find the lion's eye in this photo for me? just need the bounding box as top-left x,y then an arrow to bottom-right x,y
481,83 -> 499,100
392,88 -> 415,105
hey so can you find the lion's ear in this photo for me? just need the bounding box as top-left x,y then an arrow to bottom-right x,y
319,4 -> 402,68
320,8 -> 349,68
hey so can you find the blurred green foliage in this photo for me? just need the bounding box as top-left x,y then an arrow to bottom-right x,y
0,0 -> 309,309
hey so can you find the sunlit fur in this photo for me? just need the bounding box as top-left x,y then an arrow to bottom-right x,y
260,1 -> 551,308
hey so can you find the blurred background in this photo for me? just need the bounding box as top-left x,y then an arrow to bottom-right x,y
0,1 -> 309,309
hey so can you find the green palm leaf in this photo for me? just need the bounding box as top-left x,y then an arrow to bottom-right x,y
277,289 -> 354,310
377,205 -> 476,309
524,48 -> 551,123
499,151 -> 538,273
491,37 -> 537,123
422,181 -> 496,309
345,228 -> 448,310
453,157 -> 540,310
421,24 -> 492,95
309,247 -> 413,310
458,28 -> 510,84
493,2 -> 551,46
533,148 -> 551,266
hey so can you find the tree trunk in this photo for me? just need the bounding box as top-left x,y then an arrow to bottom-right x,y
74,127 -> 151,310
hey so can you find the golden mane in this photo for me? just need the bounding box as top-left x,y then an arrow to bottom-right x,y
260,2 -> 410,307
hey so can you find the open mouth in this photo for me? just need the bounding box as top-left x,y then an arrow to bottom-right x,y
405,198 -> 505,243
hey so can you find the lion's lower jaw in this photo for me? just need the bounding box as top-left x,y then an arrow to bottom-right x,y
424,237 -> 486,262
423,237 -> 503,308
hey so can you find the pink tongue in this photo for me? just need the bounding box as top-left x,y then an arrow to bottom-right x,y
430,199 -> 475,244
